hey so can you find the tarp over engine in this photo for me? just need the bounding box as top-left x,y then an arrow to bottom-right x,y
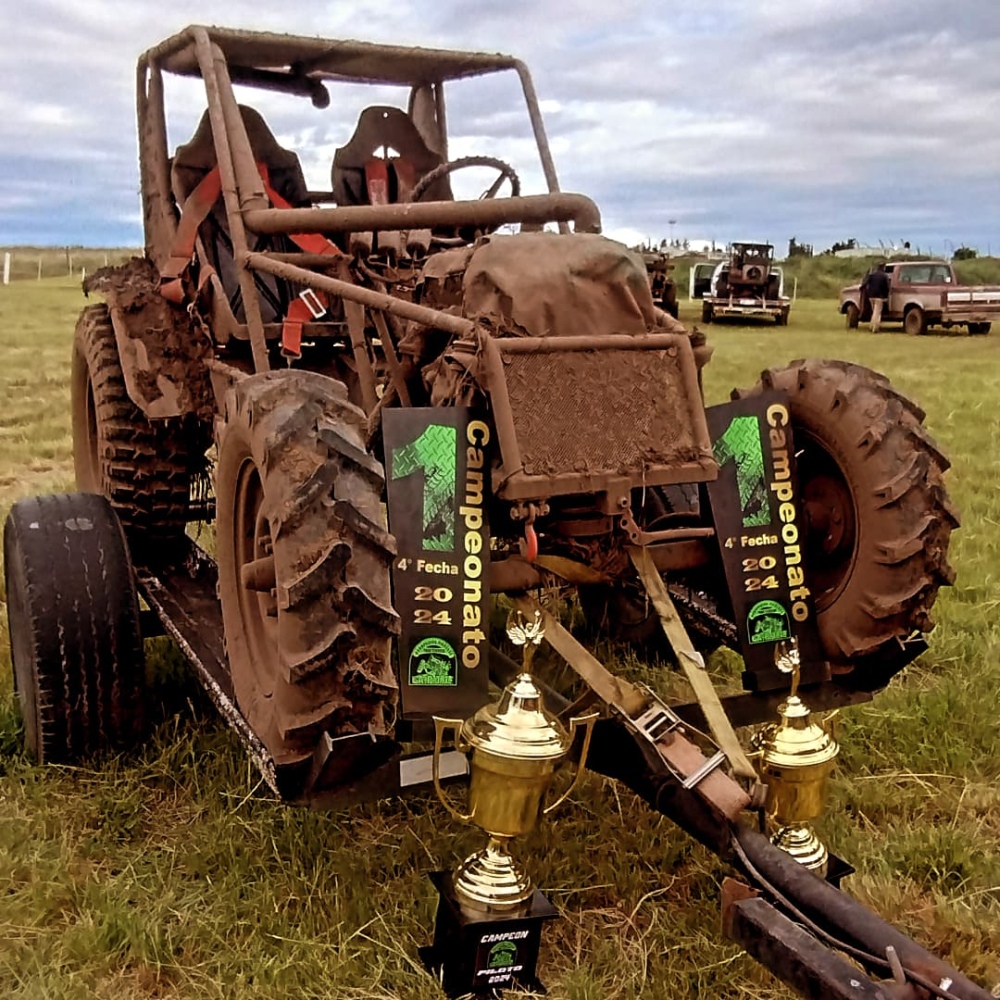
460,232 -> 663,338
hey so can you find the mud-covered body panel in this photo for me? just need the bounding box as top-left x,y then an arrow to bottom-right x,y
84,257 -> 214,420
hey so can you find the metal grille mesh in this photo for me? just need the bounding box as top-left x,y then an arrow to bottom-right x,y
503,348 -> 701,478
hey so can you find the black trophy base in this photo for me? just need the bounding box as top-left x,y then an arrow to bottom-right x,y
824,851 -> 855,890
420,870 -> 558,997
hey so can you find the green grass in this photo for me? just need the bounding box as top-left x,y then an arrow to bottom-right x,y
1,279 -> 1000,998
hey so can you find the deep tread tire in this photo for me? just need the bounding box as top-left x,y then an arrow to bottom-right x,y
735,359 -> 958,668
215,371 -> 399,764
71,304 -> 194,551
845,303 -> 860,329
3,493 -> 145,763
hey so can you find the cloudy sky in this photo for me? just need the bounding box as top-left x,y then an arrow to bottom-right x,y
2,0 -> 998,254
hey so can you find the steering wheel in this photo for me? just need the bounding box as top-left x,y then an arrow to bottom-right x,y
408,155 -> 521,204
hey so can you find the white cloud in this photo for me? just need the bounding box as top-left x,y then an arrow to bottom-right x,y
1,0 -> 998,251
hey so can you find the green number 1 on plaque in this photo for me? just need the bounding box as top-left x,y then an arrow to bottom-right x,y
391,423 -> 458,551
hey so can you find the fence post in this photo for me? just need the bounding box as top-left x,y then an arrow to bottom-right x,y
792,276 -> 798,302
2,252 -> 10,286
37,257 -> 42,281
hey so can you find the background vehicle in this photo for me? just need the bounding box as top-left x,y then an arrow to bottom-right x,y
2,26 -> 978,999
840,259 -> 1000,334
637,247 -> 679,318
694,242 -> 790,325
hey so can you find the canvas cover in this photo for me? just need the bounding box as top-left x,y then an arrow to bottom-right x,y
461,232 -> 660,338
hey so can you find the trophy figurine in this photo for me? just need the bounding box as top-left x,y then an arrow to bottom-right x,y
421,608 -> 597,995
751,639 -> 840,874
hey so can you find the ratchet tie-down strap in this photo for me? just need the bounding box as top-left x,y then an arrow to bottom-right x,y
627,545 -> 759,783
512,594 -> 752,822
159,163 -> 344,359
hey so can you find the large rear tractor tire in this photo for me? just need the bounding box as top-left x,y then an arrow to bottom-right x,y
215,371 -> 400,766
4,493 -> 146,762
734,359 -> 958,671
71,304 -> 197,553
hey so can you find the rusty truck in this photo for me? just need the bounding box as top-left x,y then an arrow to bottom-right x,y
840,259 -> 1000,334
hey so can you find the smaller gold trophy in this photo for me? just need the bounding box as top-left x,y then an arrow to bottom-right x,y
422,609 -> 597,995
752,640 -> 839,874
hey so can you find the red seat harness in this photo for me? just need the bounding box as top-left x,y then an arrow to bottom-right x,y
160,163 -> 343,359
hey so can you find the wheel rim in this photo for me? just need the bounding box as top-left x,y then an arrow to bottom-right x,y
797,429 -> 858,612
232,457 -> 280,689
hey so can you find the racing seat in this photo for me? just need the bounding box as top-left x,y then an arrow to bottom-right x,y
331,105 -> 452,206
169,105 -> 312,325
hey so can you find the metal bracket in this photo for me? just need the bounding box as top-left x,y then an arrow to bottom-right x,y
681,750 -> 728,790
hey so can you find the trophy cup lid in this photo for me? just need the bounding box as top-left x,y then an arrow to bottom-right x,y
462,673 -> 570,760
754,695 -> 838,769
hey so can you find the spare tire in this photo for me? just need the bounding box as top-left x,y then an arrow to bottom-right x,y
4,492 -> 145,762
734,360 -> 958,670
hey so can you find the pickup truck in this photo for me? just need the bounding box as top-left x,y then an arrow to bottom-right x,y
840,259 -> 1000,335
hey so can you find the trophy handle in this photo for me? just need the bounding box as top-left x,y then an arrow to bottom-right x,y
432,716 -> 474,823
543,710 -> 599,816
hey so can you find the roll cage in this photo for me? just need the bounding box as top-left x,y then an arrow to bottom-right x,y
136,25 -> 601,375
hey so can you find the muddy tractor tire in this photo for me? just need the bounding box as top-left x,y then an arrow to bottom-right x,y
71,304 -> 195,551
845,303 -> 860,329
215,371 -> 400,766
903,307 -> 927,336
3,492 -> 146,763
735,359 -> 958,670
663,284 -> 680,320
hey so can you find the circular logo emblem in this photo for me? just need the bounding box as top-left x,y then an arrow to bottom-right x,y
408,636 -> 458,686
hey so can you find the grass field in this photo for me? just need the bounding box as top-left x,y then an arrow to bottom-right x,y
1,277 -> 999,999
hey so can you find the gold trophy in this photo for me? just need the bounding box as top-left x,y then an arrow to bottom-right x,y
432,609 -> 598,909
751,640 -> 839,873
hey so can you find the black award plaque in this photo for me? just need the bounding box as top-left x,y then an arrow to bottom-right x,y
420,872 -> 558,997
704,391 -> 828,691
383,408 -> 491,720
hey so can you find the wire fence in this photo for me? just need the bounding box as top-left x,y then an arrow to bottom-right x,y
0,247 -> 141,284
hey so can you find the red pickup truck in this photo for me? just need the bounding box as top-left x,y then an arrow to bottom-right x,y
839,260 -> 1000,335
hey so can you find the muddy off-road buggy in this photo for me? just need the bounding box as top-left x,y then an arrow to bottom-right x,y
698,242 -> 791,326
4,25 -> 981,998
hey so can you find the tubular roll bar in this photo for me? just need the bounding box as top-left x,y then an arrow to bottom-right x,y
242,193 -> 601,238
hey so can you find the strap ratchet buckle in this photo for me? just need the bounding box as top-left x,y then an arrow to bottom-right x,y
299,288 -> 326,319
